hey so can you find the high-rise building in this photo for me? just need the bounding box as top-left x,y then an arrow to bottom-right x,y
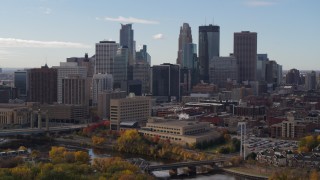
53,62 -> 87,104
136,45 -> 151,65
120,24 -> 135,65
234,31 -> 257,83
305,71 -> 317,90
256,54 -> 269,82
61,74 -> 90,105
209,56 -> 238,88
95,41 -> 119,74
92,73 -> 113,105
183,43 -> 198,86
67,53 -> 95,77
110,94 -> 151,130
198,24 -> 220,82
152,63 -> 180,102
113,47 -> 129,88
286,69 -> 301,85
177,23 -> 192,66
14,70 -> 28,100
133,62 -> 151,94
28,64 -> 57,104
97,90 -> 127,119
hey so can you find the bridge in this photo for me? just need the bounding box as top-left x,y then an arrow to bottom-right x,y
0,124 -> 89,137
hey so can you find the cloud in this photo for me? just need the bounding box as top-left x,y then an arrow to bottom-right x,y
152,33 -> 164,40
0,38 -> 91,48
40,7 -> 52,14
99,16 -> 159,24
245,0 -> 276,7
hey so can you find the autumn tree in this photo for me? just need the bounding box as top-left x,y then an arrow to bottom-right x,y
75,151 -> 90,164
92,136 -> 106,146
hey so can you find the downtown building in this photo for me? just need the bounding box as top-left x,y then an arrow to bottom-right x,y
120,24 -> 135,65
53,62 -> 87,104
198,24 -> 220,82
92,73 -> 113,105
110,94 -> 151,130
61,74 -> 90,105
209,56 -> 238,88
234,31 -> 257,83
14,70 -> 28,100
95,41 -> 119,74
177,23 -> 193,66
152,63 -> 180,102
28,64 -> 57,104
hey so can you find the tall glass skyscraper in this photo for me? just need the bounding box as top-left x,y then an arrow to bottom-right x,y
198,24 -> 220,82
120,24 -> 135,65
177,23 -> 192,66
14,70 -> 28,100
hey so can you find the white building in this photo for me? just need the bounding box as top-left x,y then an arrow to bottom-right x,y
53,62 -> 87,104
95,41 -> 119,74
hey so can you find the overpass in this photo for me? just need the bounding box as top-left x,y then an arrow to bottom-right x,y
0,124 -> 89,137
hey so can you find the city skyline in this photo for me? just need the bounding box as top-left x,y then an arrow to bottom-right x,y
0,0 -> 319,70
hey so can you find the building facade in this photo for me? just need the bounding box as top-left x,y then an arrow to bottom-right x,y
177,23 -> 193,66
209,56 -> 238,88
28,65 -> 57,104
95,41 -> 119,74
92,73 -> 113,105
14,70 -> 28,100
110,94 -> 151,130
97,90 -> 127,119
234,31 -> 257,83
61,74 -> 90,105
152,63 -> 180,102
113,47 -> 128,88
120,24 -> 135,65
198,24 -> 220,82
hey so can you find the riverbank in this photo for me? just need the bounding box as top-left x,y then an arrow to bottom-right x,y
223,167 -> 269,180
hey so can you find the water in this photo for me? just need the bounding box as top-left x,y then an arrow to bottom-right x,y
2,139 -> 239,179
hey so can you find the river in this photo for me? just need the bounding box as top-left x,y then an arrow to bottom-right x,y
1,138 -> 247,180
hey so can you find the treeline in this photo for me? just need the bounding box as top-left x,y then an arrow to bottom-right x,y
115,130 -> 212,161
0,146 -> 153,180
298,135 -> 320,152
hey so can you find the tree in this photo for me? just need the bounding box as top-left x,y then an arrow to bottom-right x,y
92,136 -> 106,146
49,146 -> 67,163
310,170 -> 319,180
75,151 -> 90,164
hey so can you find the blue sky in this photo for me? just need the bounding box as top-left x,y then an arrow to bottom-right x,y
0,0 -> 319,70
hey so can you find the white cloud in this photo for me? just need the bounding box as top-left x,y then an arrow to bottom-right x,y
152,33 -> 164,40
0,38 -> 91,48
99,16 -> 159,24
245,0 -> 276,7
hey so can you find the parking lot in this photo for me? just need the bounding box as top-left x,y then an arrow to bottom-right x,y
244,137 -> 298,153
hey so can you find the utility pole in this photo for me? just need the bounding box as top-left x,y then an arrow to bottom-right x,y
238,122 -> 247,160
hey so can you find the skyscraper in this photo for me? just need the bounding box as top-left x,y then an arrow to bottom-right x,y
120,24 -> 135,65
92,73 -> 113,105
113,47 -> 128,88
234,31 -> 257,83
62,74 -> 89,105
14,70 -> 28,100
95,41 -> 119,74
152,63 -> 180,102
177,23 -> 192,66
28,64 -> 57,104
198,24 -> 220,82
53,62 -> 87,104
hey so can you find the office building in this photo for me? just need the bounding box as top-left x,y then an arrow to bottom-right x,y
28,64 -> 57,104
0,104 -> 31,128
14,70 -> 28,100
152,63 -> 180,102
62,74 -> 90,105
305,71 -> 317,90
0,86 -> 18,103
67,53 -> 95,77
139,118 -> 220,146
53,62 -> 87,104
199,24 -> 220,82
120,24 -> 135,65
92,73 -> 113,105
110,94 -> 151,130
177,23 -> 193,66
133,62 -> 151,94
113,47 -> 128,88
286,69 -> 301,85
234,31 -> 257,83
136,45 -> 151,65
95,41 -> 119,74
209,56 -> 238,88
97,90 -> 127,119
